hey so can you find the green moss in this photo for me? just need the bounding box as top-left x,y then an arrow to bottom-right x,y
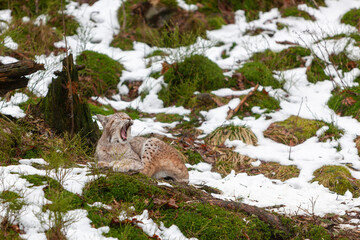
86,207 -> 149,239
89,103 -> 115,116
146,50 -> 168,58
282,7 -> 315,21
83,173 -> 165,210
236,61 -> 283,89
124,108 -> 142,120
155,113 -> 183,123
159,203 -> 288,240
235,91 -> 280,119
183,150 -> 203,165
208,16 -> 226,29
341,8 -> 360,28
264,116 -> 342,146
0,191 -> 24,211
18,93 -> 41,112
276,22 -> 288,30
328,86 -> 360,120
110,35 -> 134,50
306,57 -> 327,83
0,0 -> 61,19
159,55 -> 231,107
251,47 -> 311,71
312,165 -> 360,197
150,71 -> 162,79
21,175 -> 48,186
22,147 -> 43,159
41,177 -> 84,212
323,33 -> 360,44
306,224 -> 331,240
329,52 -> 358,73
76,51 -> 124,97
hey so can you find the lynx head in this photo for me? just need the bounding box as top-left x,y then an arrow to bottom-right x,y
97,112 -> 133,144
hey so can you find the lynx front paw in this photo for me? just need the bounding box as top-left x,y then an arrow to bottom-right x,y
110,159 -> 143,172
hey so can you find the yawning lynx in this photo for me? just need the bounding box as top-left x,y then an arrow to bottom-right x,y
95,112 -> 189,182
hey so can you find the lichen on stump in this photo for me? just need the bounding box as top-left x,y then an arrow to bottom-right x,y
40,54 -> 99,146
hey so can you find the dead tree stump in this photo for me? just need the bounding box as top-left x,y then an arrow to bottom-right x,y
0,60 -> 45,97
40,54 -> 99,146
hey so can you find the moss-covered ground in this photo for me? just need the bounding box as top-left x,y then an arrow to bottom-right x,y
158,54 -> 235,107
306,57 -> 328,83
313,165 -> 360,197
235,90 -> 281,119
341,8 -> 360,28
81,172 -> 326,240
76,51 -> 124,98
328,86 -> 360,121
264,116 -> 343,146
281,6 -> 315,21
236,61 -> 283,89
251,47 -> 311,71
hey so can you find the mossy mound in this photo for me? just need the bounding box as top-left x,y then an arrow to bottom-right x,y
264,116 -> 342,146
312,165 -> 360,197
76,51 -> 124,98
236,61 -> 283,89
158,55 -> 232,107
281,6 -> 315,21
341,8 -> 360,28
251,47 -> 311,71
328,86 -> 360,121
83,172 -> 296,239
235,90 -> 280,119
306,57 -> 327,83
247,162 -> 300,181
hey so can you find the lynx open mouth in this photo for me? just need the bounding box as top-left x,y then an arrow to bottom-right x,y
120,121 -> 132,141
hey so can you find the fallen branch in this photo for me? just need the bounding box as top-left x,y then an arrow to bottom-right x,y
226,83 -> 259,120
0,60 -> 45,96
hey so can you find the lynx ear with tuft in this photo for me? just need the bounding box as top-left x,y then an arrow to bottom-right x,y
96,114 -> 108,127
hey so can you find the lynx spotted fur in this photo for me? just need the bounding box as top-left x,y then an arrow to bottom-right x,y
95,112 -> 189,182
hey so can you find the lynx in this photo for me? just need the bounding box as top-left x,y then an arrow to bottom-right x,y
95,112 -> 189,182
